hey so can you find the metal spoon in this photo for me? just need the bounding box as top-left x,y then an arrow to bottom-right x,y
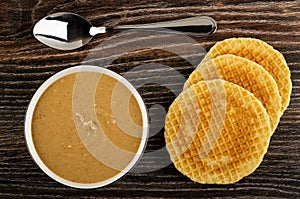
33,12 -> 217,50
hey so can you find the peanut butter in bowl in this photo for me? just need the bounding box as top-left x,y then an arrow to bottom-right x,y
25,65 -> 148,189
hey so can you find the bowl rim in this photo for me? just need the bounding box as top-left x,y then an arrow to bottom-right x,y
24,65 -> 149,189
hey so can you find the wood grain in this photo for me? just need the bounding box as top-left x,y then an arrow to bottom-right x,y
0,0 -> 299,198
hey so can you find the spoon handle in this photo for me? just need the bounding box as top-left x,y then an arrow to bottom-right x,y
111,16 -> 217,36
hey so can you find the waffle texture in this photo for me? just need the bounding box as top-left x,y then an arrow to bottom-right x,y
202,37 -> 291,112
184,54 -> 281,131
165,80 -> 272,184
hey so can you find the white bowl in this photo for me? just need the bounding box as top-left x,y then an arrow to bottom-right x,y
24,65 -> 148,189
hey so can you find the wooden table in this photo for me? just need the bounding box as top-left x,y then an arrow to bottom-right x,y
1,0 -> 299,198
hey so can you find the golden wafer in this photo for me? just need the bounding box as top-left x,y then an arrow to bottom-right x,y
184,54 -> 281,131
202,37 -> 291,112
165,79 -> 272,184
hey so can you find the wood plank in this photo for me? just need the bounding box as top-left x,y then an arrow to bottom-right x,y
0,0 -> 299,198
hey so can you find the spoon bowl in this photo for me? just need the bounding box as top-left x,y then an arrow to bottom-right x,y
33,13 -> 93,50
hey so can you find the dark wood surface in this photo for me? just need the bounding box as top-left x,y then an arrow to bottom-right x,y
1,0 -> 299,198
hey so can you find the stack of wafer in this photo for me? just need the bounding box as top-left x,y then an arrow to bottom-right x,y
164,38 -> 292,184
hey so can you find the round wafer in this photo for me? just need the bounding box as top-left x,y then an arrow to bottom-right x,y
184,54 -> 281,131
202,37 -> 291,112
165,79 -> 272,184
